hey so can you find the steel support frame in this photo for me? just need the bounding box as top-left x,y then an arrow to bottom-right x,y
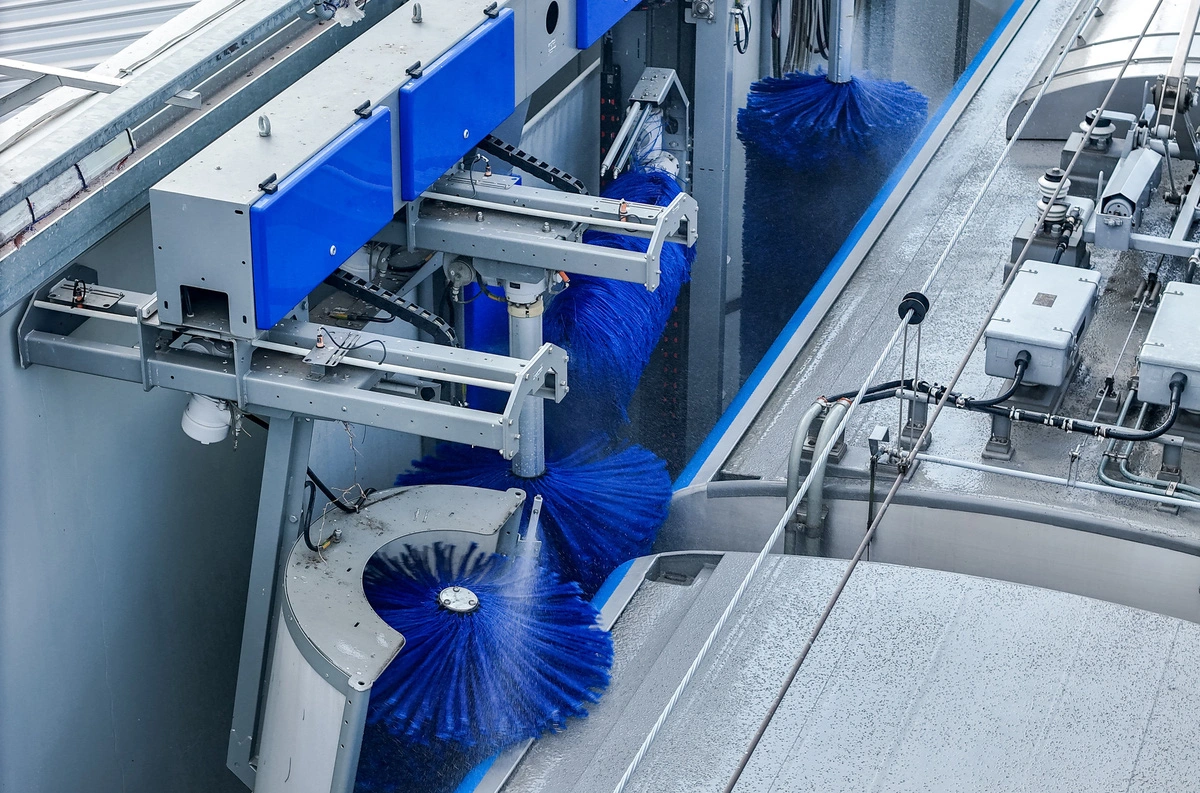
685,0 -> 735,454
17,271 -> 568,459
227,414 -> 314,787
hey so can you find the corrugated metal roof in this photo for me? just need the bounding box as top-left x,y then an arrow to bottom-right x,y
0,0 -> 200,104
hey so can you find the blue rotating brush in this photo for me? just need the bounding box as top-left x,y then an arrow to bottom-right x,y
396,440 -> 671,596
543,169 -> 695,445
354,541 -> 613,792
738,0 -> 927,371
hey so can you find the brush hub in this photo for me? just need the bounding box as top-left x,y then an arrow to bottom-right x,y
439,586 -> 480,613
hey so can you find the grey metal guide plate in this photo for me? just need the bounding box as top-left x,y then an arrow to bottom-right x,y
502,554 -> 1200,793
283,485 -> 524,688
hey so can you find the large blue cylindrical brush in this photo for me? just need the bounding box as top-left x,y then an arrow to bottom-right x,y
396,441 -> 671,595
543,169 -> 695,444
737,0 -> 927,374
354,542 -> 613,792
362,543 -> 613,744
738,70 -> 927,173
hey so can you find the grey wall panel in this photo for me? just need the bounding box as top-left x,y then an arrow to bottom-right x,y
516,60 -> 602,195
0,208 -> 264,793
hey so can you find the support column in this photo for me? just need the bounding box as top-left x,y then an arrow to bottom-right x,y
686,0 -> 735,456
227,414 -> 314,787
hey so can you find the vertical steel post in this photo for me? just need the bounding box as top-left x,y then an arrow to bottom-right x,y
227,414 -> 314,788
509,295 -> 546,478
686,0 -> 735,456
827,0 -> 856,83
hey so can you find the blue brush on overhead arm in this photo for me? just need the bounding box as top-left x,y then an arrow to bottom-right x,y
737,0 -> 927,172
737,0 -> 928,372
543,169 -> 696,445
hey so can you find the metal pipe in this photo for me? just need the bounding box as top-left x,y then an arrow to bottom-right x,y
827,0 -> 855,83
785,401 -> 825,506
419,189 -> 667,233
509,300 -> 545,478
612,105 -> 653,176
804,400 -> 848,553
600,101 -> 644,177
919,453 -> 1200,511
250,338 -> 516,391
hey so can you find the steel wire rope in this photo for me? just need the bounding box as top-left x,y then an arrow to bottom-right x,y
608,2 -> 1126,790
718,3 -> 1166,791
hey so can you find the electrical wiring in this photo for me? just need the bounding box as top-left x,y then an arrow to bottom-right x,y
318,325 -> 389,366
733,0 -> 752,55
474,271 -> 509,303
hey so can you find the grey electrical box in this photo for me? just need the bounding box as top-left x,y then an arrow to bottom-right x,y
1139,281 -> 1200,410
985,261 -> 1100,387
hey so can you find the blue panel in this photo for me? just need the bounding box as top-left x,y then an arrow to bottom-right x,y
577,0 -> 637,49
398,9 -> 516,201
249,108 -> 393,330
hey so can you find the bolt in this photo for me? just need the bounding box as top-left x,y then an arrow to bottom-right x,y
476,211 -> 484,222
463,128 -> 470,139
542,221 -> 551,232
289,515 -> 298,523
329,245 -> 337,255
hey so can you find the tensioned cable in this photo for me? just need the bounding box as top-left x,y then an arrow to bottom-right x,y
609,2 -> 1114,791
717,2 -> 1166,791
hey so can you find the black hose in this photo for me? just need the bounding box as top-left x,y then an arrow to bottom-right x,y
308,468 -> 375,513
973,373 -> 1187,441
826,378 -> 916,403
301,480 -> 322,553
966,351 -> 1030,407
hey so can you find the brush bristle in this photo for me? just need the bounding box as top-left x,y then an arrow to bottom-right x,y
737,71 -> 928,172
543,169 -> 695,442
362,543 -> 613,748
396,440 -> 671,595
737,70 -> 928,370
355,725 -> 488,793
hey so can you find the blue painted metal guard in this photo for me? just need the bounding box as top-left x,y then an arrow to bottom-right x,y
673,0 -> 1030,490
399,9 -> 516,201
577,0 -> 639,49
249,108 -> 394,330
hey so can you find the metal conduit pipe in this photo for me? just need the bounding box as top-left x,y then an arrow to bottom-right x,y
803,399 -> 849,555
785,401 -> 826,507
1096,393 -> 1200,500
1105,391 -> 1200,499
918,453 -> 1200,512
